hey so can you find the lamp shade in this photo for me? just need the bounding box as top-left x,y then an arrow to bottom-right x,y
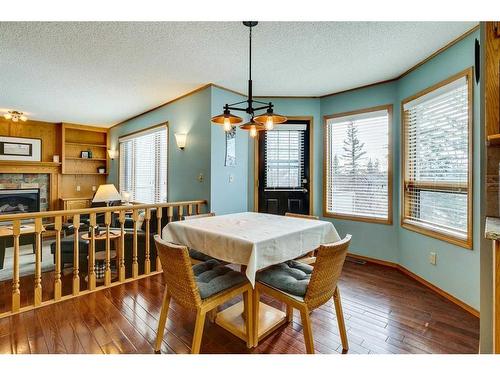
174,133 -> 187,149
92,184 -> 122,203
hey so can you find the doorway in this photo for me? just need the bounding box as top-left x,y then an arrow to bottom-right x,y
256,117 -> 313,215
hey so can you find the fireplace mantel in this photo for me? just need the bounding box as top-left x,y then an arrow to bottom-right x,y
0,161 -> 61,174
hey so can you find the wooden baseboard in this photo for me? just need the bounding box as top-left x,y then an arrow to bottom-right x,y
347,253 -> 480,318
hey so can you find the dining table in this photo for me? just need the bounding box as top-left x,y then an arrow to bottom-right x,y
162,211 -> 340,346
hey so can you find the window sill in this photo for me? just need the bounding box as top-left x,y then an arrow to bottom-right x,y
401,220 -> 472,250
323,211 -> 392,225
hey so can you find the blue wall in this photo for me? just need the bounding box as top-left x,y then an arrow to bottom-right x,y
210,86 -> 250,214
108,87 -> 212,205
396,31 -> 480,309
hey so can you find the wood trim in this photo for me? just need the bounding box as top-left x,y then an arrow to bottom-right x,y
118,122 -> 168,141
111,84 -> 213,129
322,104 -> 393,225
400,67 -> 474,250
319,78 -> 398,99
495,240 -> 500,353
253,116 -> 314,216
398,25 -> 479,80
347,252 -> 480,318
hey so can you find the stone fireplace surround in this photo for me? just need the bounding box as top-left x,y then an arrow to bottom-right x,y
0,173 -> 49,211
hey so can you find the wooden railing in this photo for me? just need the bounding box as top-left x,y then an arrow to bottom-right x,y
0,199 -> 206,319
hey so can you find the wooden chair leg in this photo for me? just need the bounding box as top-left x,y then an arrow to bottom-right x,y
155,288 -> 171,353
244,289 -> 253,348
191,309 -> 207,354
333,287 -> 348,352
286,305 -> 293,322
207,307 -> 218,323
299,306 -> 314,354
253,286 -> 260,347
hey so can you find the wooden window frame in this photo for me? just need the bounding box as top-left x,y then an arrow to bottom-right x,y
118,122 -> 169,204
400,68 -> 473,249
323,104 -> 393,225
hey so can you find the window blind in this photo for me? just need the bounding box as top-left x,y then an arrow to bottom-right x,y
403,75 -> 470,242
325,108 -> 390,221
264,124 -> 306,189
119,125 -> 167,204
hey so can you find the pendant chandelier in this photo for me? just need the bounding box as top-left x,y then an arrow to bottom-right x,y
3,110 -> 27,122
211,21 -> 287,137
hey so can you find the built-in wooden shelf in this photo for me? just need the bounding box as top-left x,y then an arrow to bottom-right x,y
65,142 -> 107,148
487,133 -> 500,146
65,157 -> 107,161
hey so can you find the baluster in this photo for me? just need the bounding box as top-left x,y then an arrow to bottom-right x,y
54,216 -> 62,300
156,207 -> 163,272
167,206 -> 173,223
132,209 -> 139,278
104,211 -> 112,286
34,217 -> 43,306
178,205 -> 184,220
118,210 -> 126,282
188,204 -> 194,216
72,214 -> 80,295
88,213 -> 97,290
11,219 -> 21,312
156,206 -> 162,234
196,203 -> 202,215
144,208 -> 151,274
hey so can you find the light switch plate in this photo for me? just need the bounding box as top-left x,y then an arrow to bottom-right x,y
429,252 -> 437,265
229,174 -> 234,183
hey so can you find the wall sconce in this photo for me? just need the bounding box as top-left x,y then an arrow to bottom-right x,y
108,149 -> 119,160
175,133 -> 187,150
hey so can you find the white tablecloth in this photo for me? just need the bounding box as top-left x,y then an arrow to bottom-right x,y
162,212 -> 340,286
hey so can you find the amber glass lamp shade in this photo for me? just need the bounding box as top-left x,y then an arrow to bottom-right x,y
211,110 -> 243,132
240,119 -> 265,138
254,109 -> 287,130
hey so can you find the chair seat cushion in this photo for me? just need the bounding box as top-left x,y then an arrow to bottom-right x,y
193,259 -> 246,299
256,260 -> 313,297
189,249 -> 217,262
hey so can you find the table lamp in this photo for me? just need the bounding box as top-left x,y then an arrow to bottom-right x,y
92,184 -> 122,206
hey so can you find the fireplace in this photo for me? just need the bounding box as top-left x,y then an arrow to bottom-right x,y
0,189 -> 40,216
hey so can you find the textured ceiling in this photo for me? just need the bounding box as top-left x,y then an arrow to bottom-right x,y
0,21 -> 477,126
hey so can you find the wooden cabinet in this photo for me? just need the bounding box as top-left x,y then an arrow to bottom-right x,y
60,197 -> 92,222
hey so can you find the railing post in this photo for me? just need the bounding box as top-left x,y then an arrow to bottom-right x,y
132,209 -> 139,278
188,204 -> 194,216
54,216 -> 62,300
104,211 -> 112,286
156,207 -> 163,272
88,213 -> 97,290
34,218 -> 43,306
144,208 -> 151,275
11,220 -> 21,313
167,206 -> 173,223
118,210 -> 126,282
196,203 -> 202,215
72,214 -> 80,295
178,205 -> 184,220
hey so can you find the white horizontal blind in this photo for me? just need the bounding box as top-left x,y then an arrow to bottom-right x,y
403,76 -> 469,240
265,125 -> 305,188
326,109 -> 390,220
119,125 -> 167,204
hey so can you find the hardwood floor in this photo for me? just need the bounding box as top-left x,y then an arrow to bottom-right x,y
0,259 -> 479,354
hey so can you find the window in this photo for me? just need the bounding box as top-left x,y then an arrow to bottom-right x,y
119,124 -> 168,204
265,124 -> 306,188
324,105 -> 392,223
402,69 -> 472,248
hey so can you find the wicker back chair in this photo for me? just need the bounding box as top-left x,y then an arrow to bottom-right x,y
153,235 -> 253,353
181,212 -> 217,265
254,235 -> 352,354
304,235 -> 351,310
285,212 -> 319,265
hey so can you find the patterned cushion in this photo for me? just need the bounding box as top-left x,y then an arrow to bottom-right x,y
193,259 -> 247,299
256,260 -> 313,297
189,249 -> 217,262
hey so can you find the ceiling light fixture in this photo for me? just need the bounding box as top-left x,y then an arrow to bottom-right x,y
211,21 -> 287,137
3,110 -> 27,122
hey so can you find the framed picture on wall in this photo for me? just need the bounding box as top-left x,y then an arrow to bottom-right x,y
225,127 -> 236,167
0,136 -> 41,162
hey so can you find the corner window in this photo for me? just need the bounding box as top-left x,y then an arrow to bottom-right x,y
401,69 -> 472,248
